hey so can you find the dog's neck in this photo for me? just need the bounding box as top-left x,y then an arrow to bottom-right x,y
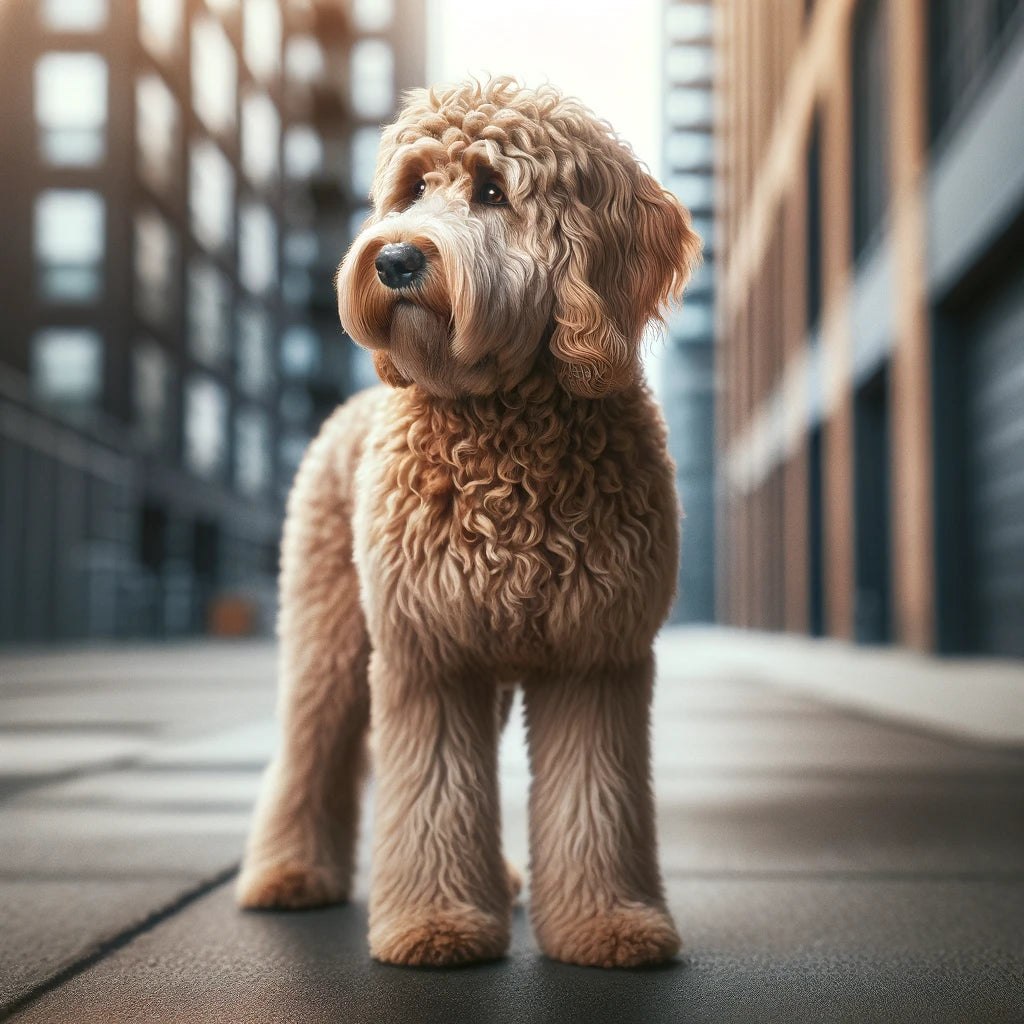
404,354 -> 638,429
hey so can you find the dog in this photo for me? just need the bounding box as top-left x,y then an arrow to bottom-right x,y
237,77 -> 701,969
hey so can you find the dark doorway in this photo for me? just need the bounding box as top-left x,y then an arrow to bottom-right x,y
808,427 -> 825,637
854,367 -> 892,644
192,518 -> 221,632
960,263 -> 1024,656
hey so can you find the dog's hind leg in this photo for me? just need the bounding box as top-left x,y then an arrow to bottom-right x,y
237,408 -> 370,909
523,653 -> 681,967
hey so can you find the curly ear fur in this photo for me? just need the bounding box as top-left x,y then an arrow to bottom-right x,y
550,136 -> 702,398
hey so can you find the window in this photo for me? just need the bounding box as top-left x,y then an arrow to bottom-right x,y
353,0 -> 393,31
235,407 -> 271,495
244,0 -> 282,80
689,215 -> 714,254
31,328 -> 103,406
190,141 -> 235,252
284,230 -> 318,268
282,230 -> 317,301
280,325 -> 320,378
666,45 -> 713,84
667,172 -> 713,211
672,301 -> 714,340
279,429 -> 311,483
236,303 -> 274,395
279,386 -> 312,422
284,125 -> 323,178
851,0 -> 889,257
665,131 -> 713,171
350,39 -> 394,119
188,259 -> 231,367
42,0 -> 107,31
666,88 -> 712,128
666,4 -> 712,40
284,35 -> 325,84
133,339 -> 174,449
351,126 -> 380,197
136,74 -> 180,193
191,16 -> 237,135
183,374 -> 228,478
135,210 -> 178,328
34,190 -> 105,302
348,207 -> 372,242
139,0 -> 183,60
282,269 -> 311,306
35,53 -> 107,166
241,91 -> 280,185
238,202 -> 277,294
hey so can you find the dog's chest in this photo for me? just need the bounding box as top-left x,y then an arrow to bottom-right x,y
354,388 -> 678,661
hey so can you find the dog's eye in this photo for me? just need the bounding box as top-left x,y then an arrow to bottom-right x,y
479,183 -> 507,206
412,179 -> 426,200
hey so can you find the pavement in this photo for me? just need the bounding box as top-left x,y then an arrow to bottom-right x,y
1,630 -> 1022,1023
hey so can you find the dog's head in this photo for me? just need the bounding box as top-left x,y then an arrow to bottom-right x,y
336,78 -> 702,399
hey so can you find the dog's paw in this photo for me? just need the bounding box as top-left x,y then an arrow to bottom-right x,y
537,904 -> 681,968
236,860 -> 348,910
505,859 -> 523,902
370,905 -> 509,967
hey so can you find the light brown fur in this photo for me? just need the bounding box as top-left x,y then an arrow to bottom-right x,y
237,78 -> 701,968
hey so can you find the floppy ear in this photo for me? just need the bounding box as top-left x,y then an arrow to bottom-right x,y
549,147 -> 702,398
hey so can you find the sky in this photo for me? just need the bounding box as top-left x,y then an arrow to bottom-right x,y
427,0 -> 663,175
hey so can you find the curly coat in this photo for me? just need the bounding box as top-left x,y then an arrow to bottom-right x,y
237,78 -> 701,969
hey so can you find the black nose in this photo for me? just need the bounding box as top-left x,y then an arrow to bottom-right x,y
375,243 -> 426,289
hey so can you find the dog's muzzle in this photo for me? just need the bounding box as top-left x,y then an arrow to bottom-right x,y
375,243 -> 427,289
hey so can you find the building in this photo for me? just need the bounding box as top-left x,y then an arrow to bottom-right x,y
0,0 -> 424,643
661,0 -> 716,622
713,0 -> 1024,655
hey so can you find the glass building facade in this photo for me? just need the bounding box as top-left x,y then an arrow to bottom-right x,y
0,0 -> 426,642
662,0 -> 716,622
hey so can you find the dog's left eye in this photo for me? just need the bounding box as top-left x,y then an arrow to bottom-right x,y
479,183 -> 508,206
412,179 -> 426,200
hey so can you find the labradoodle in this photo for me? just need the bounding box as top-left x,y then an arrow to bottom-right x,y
237,78 -> 701,969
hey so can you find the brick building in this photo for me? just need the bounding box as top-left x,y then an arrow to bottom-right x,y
714,0 -> 1024,655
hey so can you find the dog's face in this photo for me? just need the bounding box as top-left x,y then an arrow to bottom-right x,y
336,78 -> 701,399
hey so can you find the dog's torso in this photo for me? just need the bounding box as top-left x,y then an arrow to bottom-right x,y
346,377 -> 680,678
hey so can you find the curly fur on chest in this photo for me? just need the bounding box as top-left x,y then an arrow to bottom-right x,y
354,375 -> 679,667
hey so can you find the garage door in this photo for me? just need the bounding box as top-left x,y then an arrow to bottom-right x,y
964,263 -> 1024,657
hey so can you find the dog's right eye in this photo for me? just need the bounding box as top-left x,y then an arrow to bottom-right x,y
412,179 -> 426,200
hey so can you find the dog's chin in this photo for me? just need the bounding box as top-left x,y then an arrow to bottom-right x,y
385,302 -> 503,399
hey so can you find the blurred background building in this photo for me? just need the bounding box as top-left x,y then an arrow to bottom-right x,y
714,0 -> 1024,656
0,0 -> 424,643
662,0 -> 715,623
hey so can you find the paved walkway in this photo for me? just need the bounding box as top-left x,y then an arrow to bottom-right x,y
1,632 -> 1022,1023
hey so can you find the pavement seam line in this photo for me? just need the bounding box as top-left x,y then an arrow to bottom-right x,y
0,865 -> 239,1023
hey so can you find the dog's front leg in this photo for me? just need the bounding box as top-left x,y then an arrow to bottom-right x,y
523,654 -> 681,967
367,654 -> 511,966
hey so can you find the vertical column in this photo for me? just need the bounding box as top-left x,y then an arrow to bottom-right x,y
819,5 -> 855,640
782,180 -> 810,632
888,0 -> 933,650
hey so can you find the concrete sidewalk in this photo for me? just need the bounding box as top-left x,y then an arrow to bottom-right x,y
1,631 -> 1022,1023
